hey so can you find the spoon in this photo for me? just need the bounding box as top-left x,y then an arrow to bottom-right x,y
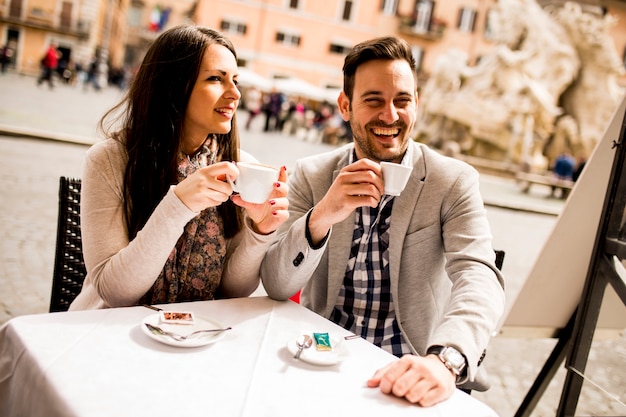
294,334 -> 313,359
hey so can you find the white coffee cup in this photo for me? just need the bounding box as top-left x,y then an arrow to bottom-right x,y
228,162 -> 279,204
380,161 -> 413,196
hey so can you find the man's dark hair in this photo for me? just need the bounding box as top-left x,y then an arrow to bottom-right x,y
342,36 -> 418,101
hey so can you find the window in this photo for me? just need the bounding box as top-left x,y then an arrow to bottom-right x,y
127,6 -> 141,27
30,7 -> 45,16
60,1 -> 72,29
220,19 -> 247,36
9,0 -> 23,19
276,31 -> 301,47
381,0 -> 398,16
342,0 -> 353,21
289,0 -> 299,9
329,42 -> 351,55
458,8 -> 476,33
411,45 -> 424,72
414,1 -> 433,33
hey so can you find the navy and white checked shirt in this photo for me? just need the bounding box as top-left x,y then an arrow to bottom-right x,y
330,194 -> 412,357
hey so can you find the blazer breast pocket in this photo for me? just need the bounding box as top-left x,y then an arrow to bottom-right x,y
403,222 -> 441,248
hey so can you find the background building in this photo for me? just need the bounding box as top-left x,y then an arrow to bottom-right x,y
0,0 -> 129,79
123,0 -> 195,70
190,0 -> 626,94
1,0 -> 625,93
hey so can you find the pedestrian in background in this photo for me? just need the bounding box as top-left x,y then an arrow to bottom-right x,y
37,42 -> 61,89
83,57 -> 101,91
0,43 -> 13,74
552,151 -> 576,181
283,96 -> 307,136
551,150 -> 576,198
262,88 -> 284,132
69,25 -> 290,310
244,86 -> 262,130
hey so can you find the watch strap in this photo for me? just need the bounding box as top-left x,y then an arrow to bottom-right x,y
427,345 -> 445,356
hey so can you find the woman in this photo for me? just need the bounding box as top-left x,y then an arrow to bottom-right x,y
70,25 -> 289,310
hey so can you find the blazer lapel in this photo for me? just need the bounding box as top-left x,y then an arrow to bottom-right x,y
323,143 -> 427,315
326,213 -> 355,314
325,153 -> 354,315
388,143 -> 426,293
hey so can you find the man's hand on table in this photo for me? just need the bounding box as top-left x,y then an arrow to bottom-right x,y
366,354 -> 456,407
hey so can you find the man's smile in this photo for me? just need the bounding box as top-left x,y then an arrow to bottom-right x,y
372,127 -> 400,138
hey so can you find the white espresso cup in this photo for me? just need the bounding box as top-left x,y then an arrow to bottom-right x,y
227,162 -> 279,204
380,161 -> 413,196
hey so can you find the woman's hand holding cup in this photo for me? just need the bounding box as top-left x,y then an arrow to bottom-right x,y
231,164 -> 289,235
174,161 -> 239,212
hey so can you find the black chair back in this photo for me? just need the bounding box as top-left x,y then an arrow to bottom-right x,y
494,249 -> 505,271
50,177 -> 86,312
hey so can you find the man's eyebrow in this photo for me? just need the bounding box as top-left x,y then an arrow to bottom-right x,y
360,89 -> 383,97
360,90 -> 414,98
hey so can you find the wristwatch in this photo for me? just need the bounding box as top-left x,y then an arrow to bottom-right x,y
428,346 -> 467,379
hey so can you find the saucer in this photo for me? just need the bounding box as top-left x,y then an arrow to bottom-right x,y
286,334 -> 348,365
141,313 -> 228,348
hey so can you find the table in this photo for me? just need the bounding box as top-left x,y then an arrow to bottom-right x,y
0,296 -> 498,417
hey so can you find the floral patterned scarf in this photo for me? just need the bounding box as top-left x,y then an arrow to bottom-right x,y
140,139 -> 227,304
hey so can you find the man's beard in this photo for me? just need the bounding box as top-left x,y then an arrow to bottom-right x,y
349,118 -> 409,162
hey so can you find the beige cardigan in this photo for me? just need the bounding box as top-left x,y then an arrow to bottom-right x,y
70,139 -> 276,310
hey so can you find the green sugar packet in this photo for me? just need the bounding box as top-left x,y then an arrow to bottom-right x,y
313,332 -> 332,351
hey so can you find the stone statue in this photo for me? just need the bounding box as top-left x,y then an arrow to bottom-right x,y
546,2 -> 626,164
415,0 -> 625,171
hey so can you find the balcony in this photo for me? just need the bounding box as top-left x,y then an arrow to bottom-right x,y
28,7 -> 55,25
398,15 -> 446,41
0,10 -> 91,39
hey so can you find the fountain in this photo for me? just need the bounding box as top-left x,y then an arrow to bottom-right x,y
414,0 -> 625,174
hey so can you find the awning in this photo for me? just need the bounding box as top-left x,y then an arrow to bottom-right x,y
237,67 -> 273,91
272,78 -> 341,103
237,68 -> 341,102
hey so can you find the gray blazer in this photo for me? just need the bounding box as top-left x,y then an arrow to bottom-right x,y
261,141 -> 505,390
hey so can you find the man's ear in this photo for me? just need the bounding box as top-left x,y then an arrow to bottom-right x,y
338,91 -> 350,121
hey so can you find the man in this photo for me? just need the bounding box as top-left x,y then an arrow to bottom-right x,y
261,36 -> 504,406
37,42 -> 61,89
549,150 -> 576,199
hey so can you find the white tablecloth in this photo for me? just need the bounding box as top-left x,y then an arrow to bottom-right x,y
0,296 -> 498,417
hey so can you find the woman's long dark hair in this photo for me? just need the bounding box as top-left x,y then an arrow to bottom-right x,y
99,25 -> 243,240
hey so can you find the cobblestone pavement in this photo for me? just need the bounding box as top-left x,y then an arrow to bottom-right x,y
0,72 -> 624,416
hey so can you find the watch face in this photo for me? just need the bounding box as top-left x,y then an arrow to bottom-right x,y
442,347 -> 466,369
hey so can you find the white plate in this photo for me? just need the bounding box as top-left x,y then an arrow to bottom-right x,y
286,334 -> 348,366
141,313 -> 228,348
